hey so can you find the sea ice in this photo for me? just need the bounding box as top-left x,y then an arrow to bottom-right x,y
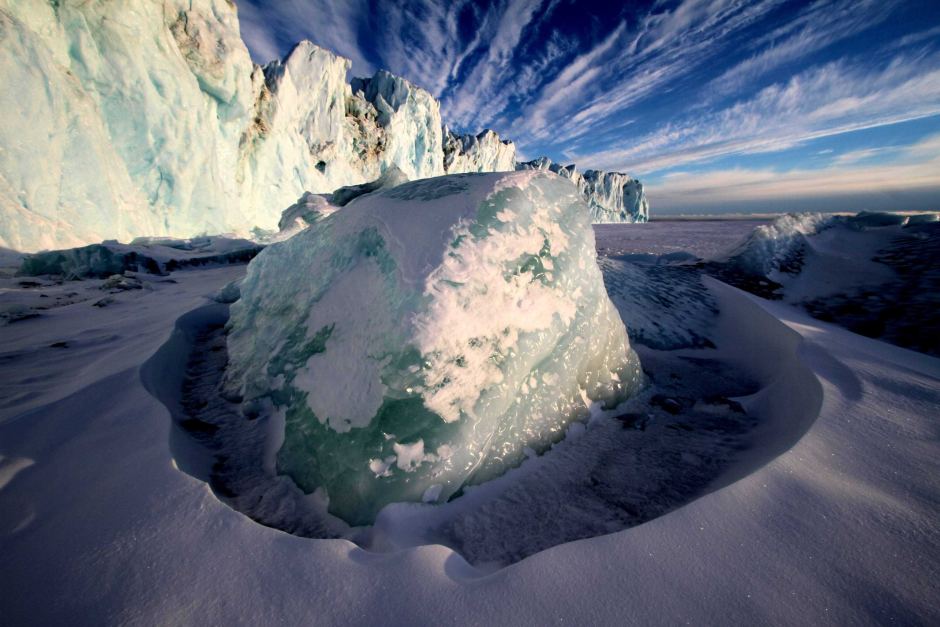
224,170 -> 643,524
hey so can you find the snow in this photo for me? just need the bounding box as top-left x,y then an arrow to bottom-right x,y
594,220 -> 766,259
1,221 -> 937,623
518,157 -> 650,223
703,211 -> 940,355
16,236 -> 261,279
224,170 -> 642,524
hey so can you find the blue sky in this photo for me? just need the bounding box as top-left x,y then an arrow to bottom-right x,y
237,0 -> 940,214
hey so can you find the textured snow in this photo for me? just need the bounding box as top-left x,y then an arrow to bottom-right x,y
224,171 -> 643,524
715,212 -> 836,275
518,157 -> 650,223
707,211 -> 940,356
1,240 -> 937,623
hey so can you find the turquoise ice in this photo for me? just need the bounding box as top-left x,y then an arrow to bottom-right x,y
225,171 -> 643,524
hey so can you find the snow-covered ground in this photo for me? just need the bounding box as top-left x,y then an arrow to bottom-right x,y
1,221 -> 938,624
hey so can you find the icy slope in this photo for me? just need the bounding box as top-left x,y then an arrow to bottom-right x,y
224,171 -> 643,524
518,157 -> 650,223
704,212 -> 940,355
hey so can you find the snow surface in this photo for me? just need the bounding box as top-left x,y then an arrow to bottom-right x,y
224,171 -> 642,524
703,211 -> 940,355
594,220 -> 766,259
1,222 -> 937,623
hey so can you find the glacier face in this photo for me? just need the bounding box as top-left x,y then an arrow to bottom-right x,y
0,0 -> 647,252
0,1 -> 464,251
517,157 -> 650,224
225,170 -> 643,524
443,128 -> 517,174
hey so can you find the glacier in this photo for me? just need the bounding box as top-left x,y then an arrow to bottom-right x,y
443,128 -> 517,174
0,0 -> 649,252
224,170 -> 643,524
518,157 -> 650,223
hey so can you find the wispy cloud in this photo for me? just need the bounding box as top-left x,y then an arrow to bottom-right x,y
236,0 -> 939,212
574,49 -> 940,174
516,0 -> 788,143
704,0 -> 898,101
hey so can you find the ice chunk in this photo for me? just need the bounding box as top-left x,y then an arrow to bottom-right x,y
276,193 -> 337,235
225,171 -> 643,524
715,212 -> 836,276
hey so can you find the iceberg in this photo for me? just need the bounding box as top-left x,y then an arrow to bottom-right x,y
224,170 -> 643,524
517,157 -> 650,223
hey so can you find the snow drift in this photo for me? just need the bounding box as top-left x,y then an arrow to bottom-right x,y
224,171 -> 643,524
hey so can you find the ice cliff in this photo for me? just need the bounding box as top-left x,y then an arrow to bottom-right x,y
225,170 -> 643,524
0,0 -> 498,251
0,0 -> 646,252
444,128 -> 517,173
517,157 -> 650,223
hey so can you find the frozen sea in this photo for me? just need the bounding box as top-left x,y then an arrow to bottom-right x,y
594,219 -> 767,258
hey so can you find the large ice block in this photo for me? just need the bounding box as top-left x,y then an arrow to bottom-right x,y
224,170 -> 644,524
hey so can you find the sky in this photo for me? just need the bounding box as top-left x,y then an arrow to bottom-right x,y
236,0 -> 940,214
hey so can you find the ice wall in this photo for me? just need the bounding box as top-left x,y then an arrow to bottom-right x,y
225,170 -> 643,524
0,1 -> 448,251
0,0 -> 648,252
443,128 -> 517,174
517,157 -> 650,223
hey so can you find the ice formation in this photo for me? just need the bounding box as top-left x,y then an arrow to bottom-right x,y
0,1 -> 495,251
224,171 -> 643,524
717,212 -> 836,276
517,158 -> 650,223
0,0 -> 651,252
443,128 -> 517,173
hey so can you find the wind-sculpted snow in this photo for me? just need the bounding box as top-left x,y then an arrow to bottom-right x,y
517,157 -> 649,223
224,171 -> 643,524
715,212 -> 836,277
704,211 -> 940,356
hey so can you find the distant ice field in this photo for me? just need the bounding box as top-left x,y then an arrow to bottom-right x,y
594,219 -> 767,259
